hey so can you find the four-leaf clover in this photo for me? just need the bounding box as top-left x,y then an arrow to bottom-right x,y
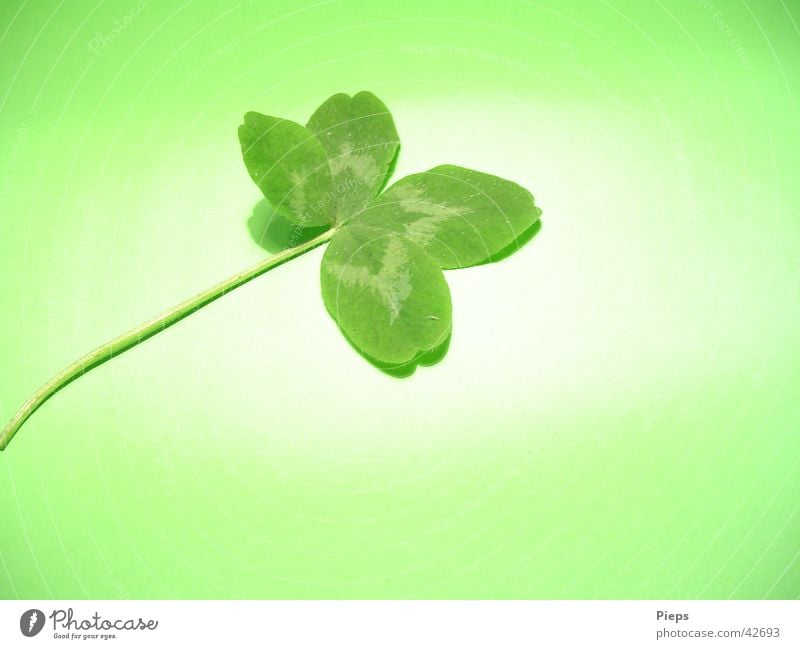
240,91 -> 542,372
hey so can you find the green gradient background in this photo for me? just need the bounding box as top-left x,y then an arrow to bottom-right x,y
1,0 -> 799,599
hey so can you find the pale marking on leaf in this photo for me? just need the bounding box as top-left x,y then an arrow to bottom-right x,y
401,213 -> 456,244
380,184 -> 473,244
328,236 -> 414,325
288,191 -> 306,217
391,183 -> 471,220
330,152 -> 382,185
288,169 -> 305,184
286,169 -> 310,218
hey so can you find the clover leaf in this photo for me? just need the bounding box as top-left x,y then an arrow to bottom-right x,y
306,91 -> 400,218
0,91 -> 541,451
358,164 -> 542,269
320,222 -> 452,367
239,113 -> 337,228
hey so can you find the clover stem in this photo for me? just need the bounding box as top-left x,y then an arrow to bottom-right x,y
0,227 -> 336,451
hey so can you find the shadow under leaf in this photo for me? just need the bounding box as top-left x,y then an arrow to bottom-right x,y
487,218 -> 542,264
338,327 -> 452,378
247,199 -> 330,254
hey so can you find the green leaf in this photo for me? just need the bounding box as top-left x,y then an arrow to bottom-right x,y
238,112 -> 336,228
320,222 -> 451,367
307,91 -> 400,220
356,164 -> 541,269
